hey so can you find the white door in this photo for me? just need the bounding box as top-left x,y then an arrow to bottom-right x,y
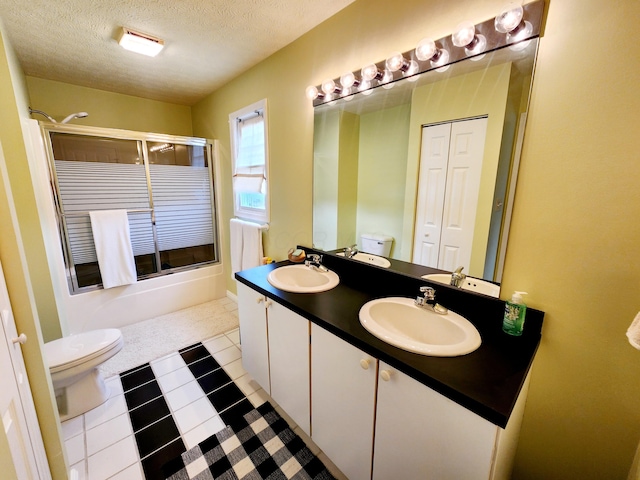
0,260 -> 51,480
413,118 -> 487,272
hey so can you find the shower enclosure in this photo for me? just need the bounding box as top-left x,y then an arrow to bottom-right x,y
41,125 -> 219,293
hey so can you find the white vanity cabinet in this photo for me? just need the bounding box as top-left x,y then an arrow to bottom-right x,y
238,283 -> 528,479
373,362 -> 497,480
237,283 -> 311,435
311,327 -> 527,480
237,282 -> 270,392
311,324 -> 377,480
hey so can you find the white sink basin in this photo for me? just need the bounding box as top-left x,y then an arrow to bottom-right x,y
422,273 -> 500,298
267,265 -> 339,293
337,252 -> 391,268
359,297 -> 481,357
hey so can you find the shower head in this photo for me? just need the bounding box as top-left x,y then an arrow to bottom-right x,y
28,108 -> 57,123
61,112 -> 89,124
28,108 -> 89,124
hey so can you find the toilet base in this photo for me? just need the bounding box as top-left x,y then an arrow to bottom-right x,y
54,368 -> 110,421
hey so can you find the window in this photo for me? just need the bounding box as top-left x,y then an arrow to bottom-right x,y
229,99 -> 269,223
46,129 -> 219,293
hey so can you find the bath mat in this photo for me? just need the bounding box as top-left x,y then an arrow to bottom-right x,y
161,401 -> 336,480
100,298 -> 239,377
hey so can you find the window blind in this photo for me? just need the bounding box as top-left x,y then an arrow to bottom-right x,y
55,161 -> 154,265
148,164 -> 215,251
234,114 -> 265,194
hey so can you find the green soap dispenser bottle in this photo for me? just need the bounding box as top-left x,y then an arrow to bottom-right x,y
503,291 -> 527,336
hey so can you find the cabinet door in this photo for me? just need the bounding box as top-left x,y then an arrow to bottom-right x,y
237,283 -> 270,392
374,362 -> 498,480
311,324 -> 377,480
268,302 -> 311,435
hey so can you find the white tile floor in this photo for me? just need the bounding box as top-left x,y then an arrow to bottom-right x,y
62,327 -> 346,480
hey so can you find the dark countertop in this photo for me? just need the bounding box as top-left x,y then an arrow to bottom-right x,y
235,249 -> 543,428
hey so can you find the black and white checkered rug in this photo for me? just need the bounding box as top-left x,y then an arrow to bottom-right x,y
161,402 -> 336,480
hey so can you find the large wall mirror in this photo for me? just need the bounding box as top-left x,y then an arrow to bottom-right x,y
312,38 -> 539,283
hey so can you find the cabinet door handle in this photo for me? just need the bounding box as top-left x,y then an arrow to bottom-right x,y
380,369 -> 392,382
12,333 -> 27,345
265,300 -> 272,309
256,297 -> 264,304
360,358 -> 372,370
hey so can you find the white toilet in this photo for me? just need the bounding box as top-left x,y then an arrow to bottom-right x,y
44,328 -> 123,421
361,233 -> 394,257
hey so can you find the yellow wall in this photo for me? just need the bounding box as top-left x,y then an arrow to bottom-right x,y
336,111 -> 359,249
191,0 -> 640,478
0,24 -> 66,479
26,76 -> 193,136
357,103 -> 410,257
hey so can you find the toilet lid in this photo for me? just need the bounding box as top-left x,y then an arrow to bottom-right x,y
45,328 -> 123,371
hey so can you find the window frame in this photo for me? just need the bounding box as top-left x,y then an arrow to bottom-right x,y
229,99 -> 270,224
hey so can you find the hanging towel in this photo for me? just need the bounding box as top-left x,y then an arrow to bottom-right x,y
241,220 -> 264,271
89,210 -> 137,289
230,218 -> 265,274
626,312 -> 640,350
230,218 -> 244,275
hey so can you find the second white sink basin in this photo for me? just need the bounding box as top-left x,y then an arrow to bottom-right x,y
359,297 -> 481,357
336,252 -> 391,268
267,265 -> 339,293
422,273 -> 500,298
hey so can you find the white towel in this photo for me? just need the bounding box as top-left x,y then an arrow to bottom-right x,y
241,220 -> 264,271
627,312 -> 640,350
230,218 -> 264,274
89,210 -> 137,289
230,218 -> 244,275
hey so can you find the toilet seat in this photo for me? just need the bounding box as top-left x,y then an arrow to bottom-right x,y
45,328 -> 123,373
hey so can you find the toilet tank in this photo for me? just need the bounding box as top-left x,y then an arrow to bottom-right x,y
361,234 -> 393,257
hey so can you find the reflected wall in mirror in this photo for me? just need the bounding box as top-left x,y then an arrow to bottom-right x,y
312,39 -> 539,283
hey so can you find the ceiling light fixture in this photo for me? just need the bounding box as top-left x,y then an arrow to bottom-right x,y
117,27 -> 164,57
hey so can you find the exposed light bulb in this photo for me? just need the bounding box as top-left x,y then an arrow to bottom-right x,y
495,4 -> 524,33
322,79 -> 341,95
431,49 -> 450,69
340,72 -> 360,89
452,22 -> 476,47
405,60 -> 420,81
361,63 -> 382,81
358,79 -> 373,95
452,22 -> 486,56
381,69 -> 395,89
385,52 -> 410,72
508,20 -> 533,44
415,38 -> 437,61
305,85 -> 323,100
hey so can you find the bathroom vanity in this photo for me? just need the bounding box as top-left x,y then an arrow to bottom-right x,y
235,248 -> 543,480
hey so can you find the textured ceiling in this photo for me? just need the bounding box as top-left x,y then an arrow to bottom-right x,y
0,0 -> 355,105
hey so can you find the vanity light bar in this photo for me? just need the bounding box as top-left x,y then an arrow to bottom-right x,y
307,0 -> 544,106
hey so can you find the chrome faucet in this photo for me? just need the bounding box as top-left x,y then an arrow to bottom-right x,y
305,254 -> 328,272
344,244 -> 359,258
415,286 -> 448,314
450,266 -> 467,288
